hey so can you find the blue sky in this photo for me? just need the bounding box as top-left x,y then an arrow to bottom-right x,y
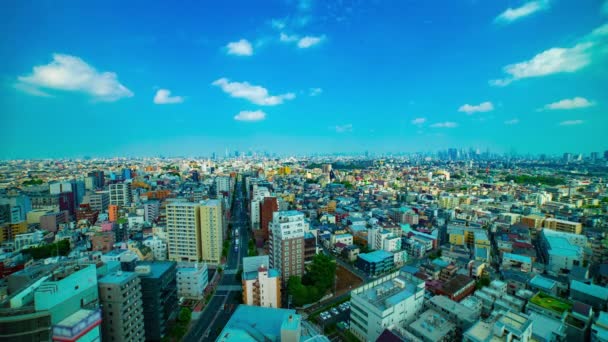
1,0 -> 607,158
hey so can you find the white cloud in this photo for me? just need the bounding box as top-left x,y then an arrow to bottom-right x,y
504,119 -> 520,125
495,1 -> 549,24
212,78 -> 295,106
309,87 -> 322,96
411,118 -> 426,125
335,124 -> 353,133
153,89 -> 184,104
226,39 -> 253,56
297,35 -> 324,48
603,1 -> 608,15
490,23 -> 608,86
458,101 -> 494,114
430,122 -> 458,128
16,53 -> 133,101
271,19 -> 286,30
280,32 -> 299,42
543,97 -> 594,110
234,110 -> 266,122
559,119 -> 584,126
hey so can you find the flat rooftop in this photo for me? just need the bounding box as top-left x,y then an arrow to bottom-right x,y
409,310 -> 455,341
99,271 -> 137,285
216,305 -> 299,342
529,292 -> 572,314
353,273 -> 421,312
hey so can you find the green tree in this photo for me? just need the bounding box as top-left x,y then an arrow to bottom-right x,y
305,254 -> 336,291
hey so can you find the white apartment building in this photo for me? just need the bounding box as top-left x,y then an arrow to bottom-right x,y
269,211 -> 307,282
143,236 -> 167,261
109,183 -> 132,206
176,262 -> 208,300
540,229 -> 587,275
350,270 -> 425,342
250,186 -> 271,230
215,176 -> 231,196
368,228 -> 401,252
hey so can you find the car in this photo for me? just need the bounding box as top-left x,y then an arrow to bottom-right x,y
331,308 -> 339,315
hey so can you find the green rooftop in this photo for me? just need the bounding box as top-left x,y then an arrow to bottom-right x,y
530,292 -> 572,314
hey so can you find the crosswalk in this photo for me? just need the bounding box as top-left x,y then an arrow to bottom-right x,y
223,269 -> 238,274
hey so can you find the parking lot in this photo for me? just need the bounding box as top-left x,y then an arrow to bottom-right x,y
318,301 -> 351,330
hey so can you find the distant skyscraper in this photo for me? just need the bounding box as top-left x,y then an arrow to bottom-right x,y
563,153 -> 573,163
87,170 -> 105,188
448,148 -> 458,161
122,168 -> 132,180
591,152 -> 599,162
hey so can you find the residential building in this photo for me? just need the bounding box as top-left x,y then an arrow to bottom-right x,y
39,211 -> 68,232
269,211 -> 306,283
242,263 -> 281,308
198,199 -> 223,265
98,271 -> 145,342
543,218 -> 583,235
260,197 -> 279,241
408,309 -> 456,342
426,295 -> 479,334
355,250 -> 395,277
540,229 -> 587,275
135,262 -> 178,341
166,202 -> 199,262
570,280 -> 608,312
143,201 -> 160,222
463,311 -> 533,342
143,236 -> 167,261
83,191 -> 109,212
591,311 -> 608,342
109,183 -> 132,207
216,305 -> 302,342
176,262 -> 208,300
349,270 -> 425,342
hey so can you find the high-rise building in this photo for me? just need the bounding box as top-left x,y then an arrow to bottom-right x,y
122,168 -> 133,180
83,191 -> 109,212
349,270 -> 425,342
135,262 -> 178,341
269,211 -> 307,283
166,202 -> 200,262
250,186 -> 271,230
199,200 -> 223,265
109,183 -> 132,207
260,197 -> 279,241
166,200 -> 223,265
98,271 -> 145,342
215,176 -> 231,197
87,170 -> 105,188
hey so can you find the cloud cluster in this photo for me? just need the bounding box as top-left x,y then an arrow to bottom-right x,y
309,88 -> 322,96
154,89 -> 184,104
504,119 -> 520,125
559,120 -> 584,126
226,39 -> 253,56
234,110 -> 266,121
458,101 -> 494,114
543,97 -> 594,110
430,122 -> 458,128
495,1 -> 549,24
16,53 -> 133,101
411,118 -> 426,125
335,124 -> 353,133
490,23 -> 608,86
280,33 -> 325,48
212,78 -> 295,106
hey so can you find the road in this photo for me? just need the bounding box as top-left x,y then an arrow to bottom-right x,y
184,181 -> 249,342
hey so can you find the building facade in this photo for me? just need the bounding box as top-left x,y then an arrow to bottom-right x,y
98,271 -> 145,342
269,211 -> 306,283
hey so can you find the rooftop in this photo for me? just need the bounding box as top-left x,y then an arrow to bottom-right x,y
358,250 -> 393,263
99,271 -> 137,285
529,292 -> 572,314
216,305 -> 300,342
136,261 -> 175,279
528,312 -> 566,341
352,272 -> 422,312
409,310 -> 455,340
529,275 -> 556,290
570,280 -> 608,300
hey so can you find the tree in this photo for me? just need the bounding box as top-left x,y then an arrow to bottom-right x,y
305,254 -> 336,292
476,276 -> 491,289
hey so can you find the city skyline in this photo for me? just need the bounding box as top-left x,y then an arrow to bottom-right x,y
2,0 -> 607,158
